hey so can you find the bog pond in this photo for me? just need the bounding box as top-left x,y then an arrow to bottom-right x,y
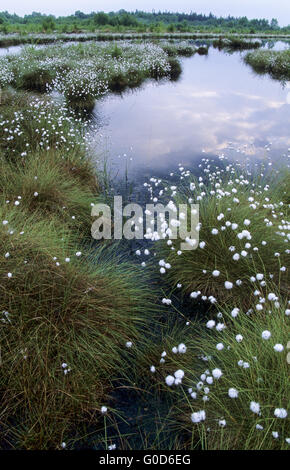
91,42 -> 290,184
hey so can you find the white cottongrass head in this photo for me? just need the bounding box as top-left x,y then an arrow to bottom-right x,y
165,375 -> 175,386
212,368 -> 223,379
224,281 -> 233,290
274,408 -> 287,419
261,330 -> 271,340
228,388 -> 239,398
250,401 -> 260,415
191,410 -> 206,423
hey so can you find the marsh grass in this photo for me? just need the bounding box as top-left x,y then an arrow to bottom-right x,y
0,90 -> 86,159
0,42 -> 288,451
0,212 -> 155,448
213,37 -> 262,50
18,67 -> 55,93
0,89 -> 158,449
156,170 -> 289,309
168,301 -> 289,450
120,291 -> 289,450
0,42 -> 176,109
0,150 -> 100,233
245,49 -> 290,80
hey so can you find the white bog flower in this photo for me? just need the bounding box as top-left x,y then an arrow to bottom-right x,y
235,334 -> 243,343
261,330 -> 271,340
274,408 -> 287,419
101,406 -> 107,414
273,344 -> 284,352
174,369 -> 184,380
224,281 -> 233,290
178,343 -> 187,354
125,341 -> 132,348
206,320 -> 215,329
228,388 -> 239,398
250,401 -> 260,414
212,368 -> 222,379
191,410 -> 206,423
212,270 -> 220,277
231,308 -> 239,318
165,375 -> 175,386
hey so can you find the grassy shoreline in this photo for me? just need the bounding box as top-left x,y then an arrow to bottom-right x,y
0,89 -> 158,448
0,32 -> 290,49
245,49 -> 290,80
0,42 -> 185,110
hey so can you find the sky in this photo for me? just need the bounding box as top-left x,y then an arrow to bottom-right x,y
1,0 -> 290,26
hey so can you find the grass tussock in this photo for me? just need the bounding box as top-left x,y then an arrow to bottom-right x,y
244,49 -> 290,80
213,37 -> 262,50
0,42 -> 176,108
156,170 -> 289,309
0,90 -> 157,449
0,150 -> 99,233
0,211 -> 153,448
138,300 -> 289,450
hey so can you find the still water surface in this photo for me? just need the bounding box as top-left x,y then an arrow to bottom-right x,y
93,45 -> 290,181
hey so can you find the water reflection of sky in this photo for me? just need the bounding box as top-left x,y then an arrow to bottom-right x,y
94,47 -> 290,180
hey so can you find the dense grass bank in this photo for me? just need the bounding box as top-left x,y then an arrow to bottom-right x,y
124,161 -> 289,450
132,299 -> 289,450
155,168 -> 289,308
245,49 -> 290,80
0,42 -> 182,110
213,37 -> 262,50
0,90 -> 157,449
0,32 -> 289,49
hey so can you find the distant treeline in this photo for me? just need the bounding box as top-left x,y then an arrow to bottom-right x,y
0,10 -> 289,34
